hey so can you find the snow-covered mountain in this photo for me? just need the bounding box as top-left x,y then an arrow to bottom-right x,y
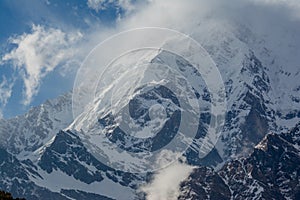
0,93 -> 142,200
0,15 -> 300,200
0,92 -> 73,158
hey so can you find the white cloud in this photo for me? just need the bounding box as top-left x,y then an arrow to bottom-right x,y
0,76 -> 14,118
87,0 -> 105,11
0,76 -> 14,106
250,0 -> 300,18
141,160 -> 194,200
87,0 -> 141,14
251,0 -> 300,7
118,0 -> 200,30
2,24 -> 82,105
118,0 -> 300,30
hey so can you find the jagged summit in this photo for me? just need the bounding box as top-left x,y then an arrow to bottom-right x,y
178,123 -> 300,200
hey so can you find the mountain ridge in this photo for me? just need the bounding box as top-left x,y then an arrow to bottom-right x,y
0,17 -> 300,199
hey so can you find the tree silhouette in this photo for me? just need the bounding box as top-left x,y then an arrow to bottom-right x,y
0,190 -> 25,200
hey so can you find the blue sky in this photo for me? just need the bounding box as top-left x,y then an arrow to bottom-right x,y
0,0 -> 134,118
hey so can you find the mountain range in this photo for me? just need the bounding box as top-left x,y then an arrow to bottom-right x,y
0,15 -> 300,200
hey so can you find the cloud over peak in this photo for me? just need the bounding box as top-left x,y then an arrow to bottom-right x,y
141,161 -> 194,200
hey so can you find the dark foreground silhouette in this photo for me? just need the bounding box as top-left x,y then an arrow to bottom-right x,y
0,190 -> 25,200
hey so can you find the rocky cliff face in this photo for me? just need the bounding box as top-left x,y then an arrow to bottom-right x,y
178,123 -> 300,200
0,93 -> 73,157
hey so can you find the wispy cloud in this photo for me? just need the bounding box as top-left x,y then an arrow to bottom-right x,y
141,160 -> 194,200
1,24 -> 82,105
0,76 -> 15,118
87,0 -> 139,13
118,0 -> 300,29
